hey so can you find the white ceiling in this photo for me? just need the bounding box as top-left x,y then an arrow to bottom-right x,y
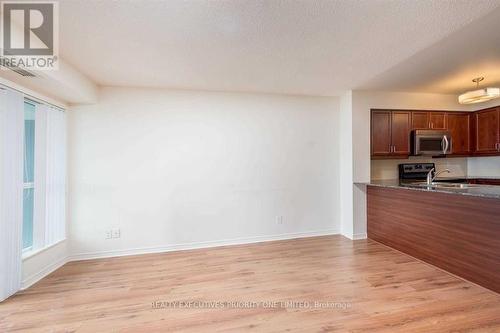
58,0 -> 500,96
358,5 -> 500,94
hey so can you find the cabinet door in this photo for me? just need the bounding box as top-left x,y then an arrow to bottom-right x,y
411,112 -> 430,129
371,111 -> 392,156
474,108 -> 499,154
391,111 -> 411,155
447,113 -> 470,155
429,112 -> 447,129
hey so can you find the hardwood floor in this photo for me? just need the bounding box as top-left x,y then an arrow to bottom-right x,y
1,235 -> 499,332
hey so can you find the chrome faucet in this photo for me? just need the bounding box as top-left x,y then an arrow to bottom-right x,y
426,168 -> 451,185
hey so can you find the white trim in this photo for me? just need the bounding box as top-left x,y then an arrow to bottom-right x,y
352,233 -> 367,240
70,229 -> 339,261
21,255 -> 67,290
22,246 -> 33,255
0,78 -> 68,109
341,232 -> 367,240
22,238 -> 66,260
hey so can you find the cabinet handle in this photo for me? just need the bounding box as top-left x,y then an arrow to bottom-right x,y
393,145 -> 396,153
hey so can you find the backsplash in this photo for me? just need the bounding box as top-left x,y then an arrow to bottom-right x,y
468,156 -> 500,177
371,156 -> 468,180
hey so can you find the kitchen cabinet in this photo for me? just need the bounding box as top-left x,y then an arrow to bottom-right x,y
371,111 -> 392,156
429,112 -> 447,129
371,110 -> 410,158
411,112 -> 430,129
371,106 -> 500,160
411,111 -> 447,130
473,107 -> 500,155
447,113 -> 470,155
391,111 -> 411,155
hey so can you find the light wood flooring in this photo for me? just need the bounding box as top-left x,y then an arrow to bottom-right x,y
1,235 -> 499,332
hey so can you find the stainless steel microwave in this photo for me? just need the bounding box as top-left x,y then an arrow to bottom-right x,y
412,130 -> 452,156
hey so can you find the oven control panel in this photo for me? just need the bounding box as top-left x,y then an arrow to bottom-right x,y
399,163 -> 435,180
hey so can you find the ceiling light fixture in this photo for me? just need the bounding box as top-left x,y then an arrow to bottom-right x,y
458,77 -> 500,104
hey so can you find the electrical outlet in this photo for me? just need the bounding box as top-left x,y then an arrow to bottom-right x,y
112,228 -> 121,239
105,230 -> 112,239
276,215 -> 284,225
105,228 -> 121,239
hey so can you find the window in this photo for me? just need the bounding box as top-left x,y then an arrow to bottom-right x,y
23,101 -> 36,251
21,100 -> 66,256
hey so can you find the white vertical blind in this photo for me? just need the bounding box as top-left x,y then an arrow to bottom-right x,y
0,89 -> 24,301
45,107 -> 66,245
34,104 -> 66,247
33,105 -> 47,249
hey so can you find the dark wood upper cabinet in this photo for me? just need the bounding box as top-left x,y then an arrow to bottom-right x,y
429,112 -> 447,129
371,106 -> 500,160
391,111 -> 411,155
447,113 -> 470,155
411,111 -> 446,129
371,110 -> 410,158
474,107 -> 499,154
411,112 -> 430,129
371,111 -> 392,156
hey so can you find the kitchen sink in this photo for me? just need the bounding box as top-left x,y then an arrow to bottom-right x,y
408,182 -> 479,189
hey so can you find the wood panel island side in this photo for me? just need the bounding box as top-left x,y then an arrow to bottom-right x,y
367,185 -> 500,293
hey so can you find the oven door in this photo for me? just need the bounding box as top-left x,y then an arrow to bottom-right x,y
414,132 -> 452,155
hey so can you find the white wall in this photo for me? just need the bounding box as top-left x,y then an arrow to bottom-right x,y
68,87 -> 340,258
339,92 -> 353,238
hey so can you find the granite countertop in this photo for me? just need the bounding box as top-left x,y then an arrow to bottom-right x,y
434,176 -> 500,180
364,179 -> 500,199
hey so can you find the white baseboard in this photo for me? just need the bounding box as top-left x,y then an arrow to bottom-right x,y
352,233 -> 367,240
21,256 -> 68,290
341,232 -> 367,240
19,229 -> 339,290
69,228 -> 340,261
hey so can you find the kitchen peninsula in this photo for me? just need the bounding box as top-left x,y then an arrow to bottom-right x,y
366,180 -> 500,293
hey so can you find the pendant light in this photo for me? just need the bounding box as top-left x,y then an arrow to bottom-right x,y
458,77 -> 500,104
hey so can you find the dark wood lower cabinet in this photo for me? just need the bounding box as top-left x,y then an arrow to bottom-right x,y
367,185 -> 500,293
468,179 -> 500,186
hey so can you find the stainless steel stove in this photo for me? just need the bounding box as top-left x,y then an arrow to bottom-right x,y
398,163 -> 435,182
